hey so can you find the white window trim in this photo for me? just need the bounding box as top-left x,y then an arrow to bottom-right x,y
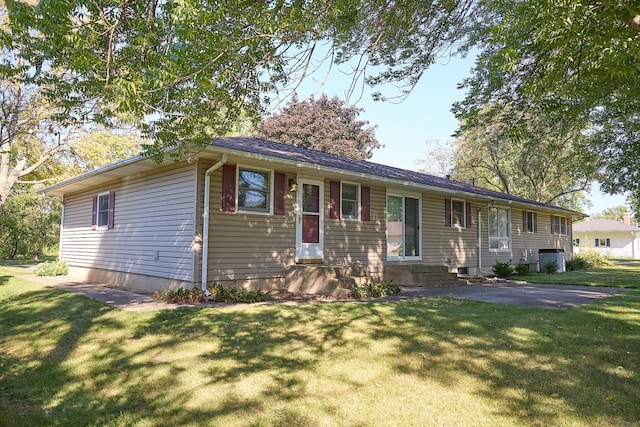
525,211 -> 535,233
96,191 -> 110,229
386,191 -> 422,261
553,215 -> 568,235
488,206 -> 511,252
451,198 -> 466,228
341,181 -> 360,221
236,165 -> 274,215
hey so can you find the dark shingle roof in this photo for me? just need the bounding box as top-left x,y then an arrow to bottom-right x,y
212,137 -> 582,215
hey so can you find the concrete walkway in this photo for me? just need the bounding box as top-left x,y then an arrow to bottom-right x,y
25,272 -> 634,311
25,275 -> 198,311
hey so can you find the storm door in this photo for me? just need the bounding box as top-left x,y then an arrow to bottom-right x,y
296,179 -> 324,262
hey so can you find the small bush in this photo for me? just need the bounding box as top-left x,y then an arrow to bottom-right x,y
153,287 -> 205,303
544,261 -> 559,274
153,284 -> 270,304
492,261 -> 514,278
570,249 -> 609,270
35,260 -> 68,276
566,258 -> 589,271
352,279 -> 401,298
208,284 -> 270,303
514,263 -> 530,276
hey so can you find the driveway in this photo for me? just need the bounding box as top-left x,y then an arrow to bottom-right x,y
26,273 -> 632,311
393,282 -> 632,309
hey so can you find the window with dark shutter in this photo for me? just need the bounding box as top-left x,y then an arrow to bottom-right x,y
361,186 -> 370,221
274,172 -> 285,215
92,192 -> 115,229
329,181 -> 340,219
107,191 -> 115,229
221,164 -> 236,212
91,196 -> 97,230
444,199 -> 451,227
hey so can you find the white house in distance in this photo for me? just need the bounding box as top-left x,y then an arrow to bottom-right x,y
573,213 -> 640,259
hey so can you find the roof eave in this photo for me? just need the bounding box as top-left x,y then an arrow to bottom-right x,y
205,144 -> 586,217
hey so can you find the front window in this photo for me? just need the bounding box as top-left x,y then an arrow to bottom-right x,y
97,193 -> 110,227
489,207 -> 511,251
341,183 -> 359,220
237,168 -> 271,213
451,199 -> 466,228
552,215 -> 567,235
595,238 -> 610,247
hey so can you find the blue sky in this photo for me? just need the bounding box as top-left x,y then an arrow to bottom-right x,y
288,51 -> 627,216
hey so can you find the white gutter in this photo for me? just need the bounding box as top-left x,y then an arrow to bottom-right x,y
206,145 -> 584,217
201,154 -> 227,295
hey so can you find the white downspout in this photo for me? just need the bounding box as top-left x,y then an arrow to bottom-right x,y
201,154 -> 227,295
477,209 -> 482,273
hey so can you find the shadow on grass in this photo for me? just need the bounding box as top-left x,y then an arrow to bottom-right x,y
1,281 -> 639,426
380,292 -> 640,424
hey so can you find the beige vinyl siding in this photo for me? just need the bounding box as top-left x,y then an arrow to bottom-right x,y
60,164 -> 196,281
324,182 -> 385,274
418,194 -> 478,268
205,165 -> 296,282
510,209 -> 573,261
394,193 -> 573,271
476,207 -> 573,270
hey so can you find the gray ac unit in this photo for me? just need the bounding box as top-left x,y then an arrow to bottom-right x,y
538,249 -> 566,273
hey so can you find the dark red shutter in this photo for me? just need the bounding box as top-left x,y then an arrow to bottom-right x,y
274,172 -> 285,215
91,196 -> 97,230
465,202 -> 472,228
534,213 -> 538,233
107,191 -> 115,229
551,215 -> 555,234
361,186 -> 370,221
444,199 -> 451,227
522,211 -> 527,232
329,181 -> 340,219
222,164 -> 236,212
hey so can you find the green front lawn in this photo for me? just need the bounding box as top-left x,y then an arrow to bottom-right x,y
524,261 -> 640,288
1,263 -> 639,426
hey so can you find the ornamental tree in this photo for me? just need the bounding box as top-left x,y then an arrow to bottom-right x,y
258,94 -> 380,160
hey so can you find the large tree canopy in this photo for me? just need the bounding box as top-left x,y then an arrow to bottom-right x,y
454,1 -> 640,201
258,94 -> 380,160
2,0 -> 475,160
448,107 -> 596,210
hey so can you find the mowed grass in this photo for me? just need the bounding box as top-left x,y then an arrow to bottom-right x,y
1,264 -> 639,426
525,261 -> 640,287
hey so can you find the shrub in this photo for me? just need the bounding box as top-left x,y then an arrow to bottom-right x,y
566,258 -> 589,271
544,261 -> 559,274
153,284 -> 270,304
514,263 -> 530,276
153,287 -> 205,303
574,249 -> 609,269
352,279 -> 401,298
35,260 -> 68,276
492,261 -> 514,278
207,284 -> 270,303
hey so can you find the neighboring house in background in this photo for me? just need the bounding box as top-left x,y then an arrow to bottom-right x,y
40,137 -> 583,294
573,214 -> 640,259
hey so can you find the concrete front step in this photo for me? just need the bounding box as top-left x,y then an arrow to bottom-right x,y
384,264 -> 460,287
285,264 -> 375,296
